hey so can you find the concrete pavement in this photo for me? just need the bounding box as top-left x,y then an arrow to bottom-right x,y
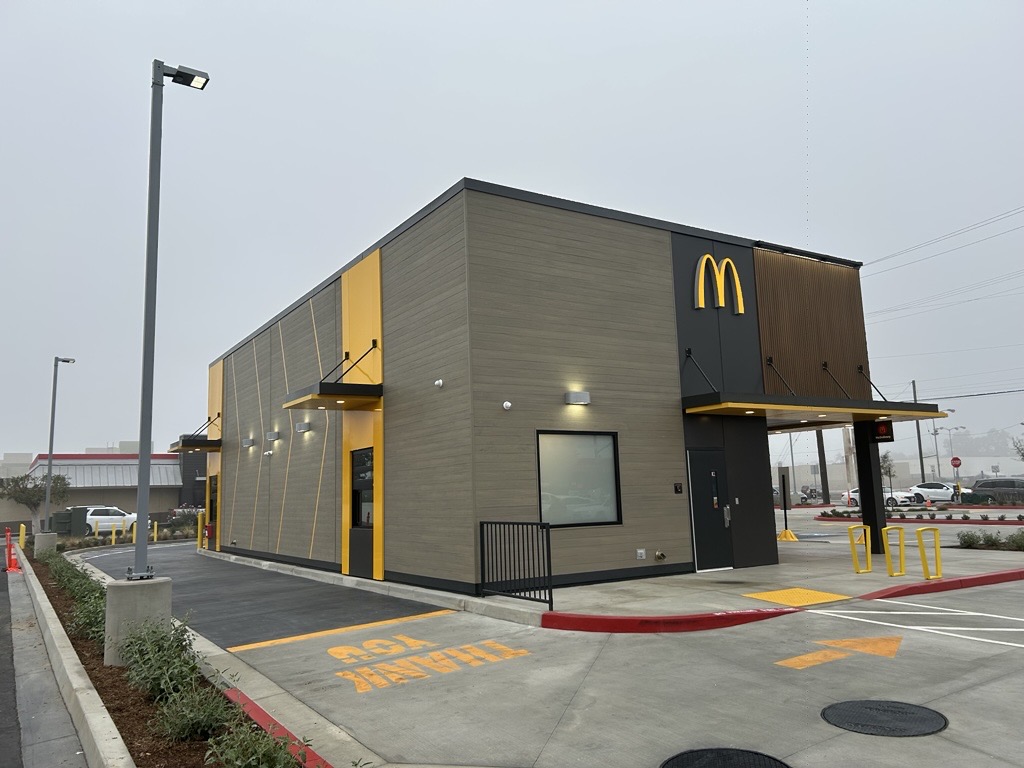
15,533 -> 1024,768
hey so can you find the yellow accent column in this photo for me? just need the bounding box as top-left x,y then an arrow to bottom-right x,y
208,360 -> 224,553
340,249 -> 384,578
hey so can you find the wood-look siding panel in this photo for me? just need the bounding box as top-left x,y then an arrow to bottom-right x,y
465,191 -> 691,577
754,248 -> 871,399
381,196 -> 473,584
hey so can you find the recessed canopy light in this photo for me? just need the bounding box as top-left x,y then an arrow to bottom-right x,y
800,419 -> 808,423
774,430 -> 783,434
818,414 -> 827,418
744,410 -> 755,415
336,400 -> 345,404
879,416 -> 889,420
317,406 -> 326,410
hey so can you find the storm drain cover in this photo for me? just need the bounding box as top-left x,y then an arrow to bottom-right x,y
821,700 -> 948,737
661,748 -> 792,767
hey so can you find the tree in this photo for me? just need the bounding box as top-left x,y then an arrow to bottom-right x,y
0,474 -> 71,533
879,451 -> 895,493
1014,438 -> 1024,464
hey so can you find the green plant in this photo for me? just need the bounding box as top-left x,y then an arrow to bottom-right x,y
915,514 -> 924,519
998,514 -> 1007,521
351,760 -> 375,767
980,514 -> 990,521
120,620 -> 201,703
981,531 -> 1003,548
1018,514 -> 1024,521
1005,530 -> 1024,552
957,530 -> 981,548
961,514 -> 971,520
204,715 -> 308,768
898,512 -> 906,519
36,550 -> 107,644
928,512 -> 936,519
945,513 -> 953,520
154,679 -> 234,741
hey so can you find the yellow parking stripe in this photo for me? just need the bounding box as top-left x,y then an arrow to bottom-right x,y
227,609 -> 456,653
744,587 -> 851,607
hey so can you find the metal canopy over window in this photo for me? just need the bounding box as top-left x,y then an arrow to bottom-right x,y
168,436 -> 222,453
681,392 -> 944,433
282,381 -> 383,411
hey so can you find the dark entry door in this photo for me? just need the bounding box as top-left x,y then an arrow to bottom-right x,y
687,449 -> 734,570
350,448 -> 374,578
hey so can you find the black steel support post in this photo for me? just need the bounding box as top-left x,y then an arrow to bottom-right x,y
816,429 -> 831,504
853,420 -> 887,554
780,473 -> 790,531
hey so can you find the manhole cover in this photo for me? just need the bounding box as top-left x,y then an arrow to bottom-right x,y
821,700 -> 948,737
661,748 -> 792,767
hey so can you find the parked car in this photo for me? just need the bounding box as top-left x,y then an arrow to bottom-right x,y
967,478 -> 1024,505
773,486 -> 808,504
842,488 -> 913,507
907,482 -> 960,503
70,505 -> 139,535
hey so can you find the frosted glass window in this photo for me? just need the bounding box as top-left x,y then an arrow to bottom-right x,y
538,432 -> 621,527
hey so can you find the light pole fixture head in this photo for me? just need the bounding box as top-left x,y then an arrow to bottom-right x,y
57,357 -> 75,364
169,64 -> 210,90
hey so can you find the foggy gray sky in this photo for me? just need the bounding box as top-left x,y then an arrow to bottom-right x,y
2,2 -> 1022,474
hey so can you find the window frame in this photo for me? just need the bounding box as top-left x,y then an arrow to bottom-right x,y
536,430 -> 623,528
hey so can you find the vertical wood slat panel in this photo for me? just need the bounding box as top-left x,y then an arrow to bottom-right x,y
754,248 -> 871,399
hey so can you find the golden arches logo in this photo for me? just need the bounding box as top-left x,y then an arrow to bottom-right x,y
694,254 -> 745,315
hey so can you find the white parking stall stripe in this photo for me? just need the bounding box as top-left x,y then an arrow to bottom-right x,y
879,598 -> 1024,623
809,610 -> 1024,649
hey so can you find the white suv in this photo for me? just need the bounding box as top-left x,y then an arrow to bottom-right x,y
72,506 -> 139,535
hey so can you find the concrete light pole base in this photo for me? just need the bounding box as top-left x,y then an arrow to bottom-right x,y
34,532 -> 58,554
103,577 -> 172,666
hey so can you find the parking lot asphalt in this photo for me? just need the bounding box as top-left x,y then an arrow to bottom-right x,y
65,528 -> 1024,768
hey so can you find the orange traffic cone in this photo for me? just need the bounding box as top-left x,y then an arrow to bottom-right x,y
925,499 -> 932,508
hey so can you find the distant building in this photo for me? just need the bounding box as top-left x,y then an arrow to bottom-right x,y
0,452 -> 33,478
25,454 -> 182,515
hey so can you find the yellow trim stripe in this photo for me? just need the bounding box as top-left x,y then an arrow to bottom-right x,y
226,609 -> 456,653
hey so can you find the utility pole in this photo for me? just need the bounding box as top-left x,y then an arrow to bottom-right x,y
913,380 -> 925,483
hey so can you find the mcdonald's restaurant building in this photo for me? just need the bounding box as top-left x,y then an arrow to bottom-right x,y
176,179 -> 941,594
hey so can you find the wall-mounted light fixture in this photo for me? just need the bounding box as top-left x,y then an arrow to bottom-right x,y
434,379 -> 444,389
564,391 -> 591,405
296,422 -> 311,433
263,450 -> 273,456
266,431 -> 280,441
502,401 -> 512,410
241,438 -> 255,448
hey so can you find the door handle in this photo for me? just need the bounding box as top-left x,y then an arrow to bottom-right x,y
723,504 -> 731,528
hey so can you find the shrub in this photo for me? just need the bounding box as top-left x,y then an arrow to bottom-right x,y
928,512 -> 937,519
961,514 -> 971,520
204,716 -> 308,768
945,514 -> 953,520
981,531 -> 1003,548
120,620 -> 201,703
958,530 -> 981,548
998,514 -> 1007,521
154,679 -> 233,741
898,512 -> 907,519
37,550 -> 107,644
1005,530 -> 1024,552
1018,514 -> 1024,521
915,514 -> 924,519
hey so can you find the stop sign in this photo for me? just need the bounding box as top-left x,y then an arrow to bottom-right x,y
951,456 -> 962,468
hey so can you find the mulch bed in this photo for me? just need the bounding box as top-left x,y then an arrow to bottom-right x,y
30,555 -> 211,768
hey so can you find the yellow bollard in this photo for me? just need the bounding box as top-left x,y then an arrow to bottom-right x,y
916,527 -> 943,580
19,524 -> 26,549
152,521 -> 159,543
848,525 -> 872,573
881,526 -> 905,577
132,521 -> 138,544
197,511 -> 206,549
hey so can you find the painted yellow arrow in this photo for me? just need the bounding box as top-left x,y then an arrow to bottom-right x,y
775,636 -> 902,669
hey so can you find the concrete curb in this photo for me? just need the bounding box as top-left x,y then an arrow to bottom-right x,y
16,546 -> 136,768
859,567 -> 1024,601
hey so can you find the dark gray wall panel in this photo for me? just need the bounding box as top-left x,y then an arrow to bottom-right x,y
466,191 -> 690,577
381,195 -> 472,584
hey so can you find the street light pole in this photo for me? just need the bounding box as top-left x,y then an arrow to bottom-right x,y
130,59 -> 209,580
43,356 -> 75,532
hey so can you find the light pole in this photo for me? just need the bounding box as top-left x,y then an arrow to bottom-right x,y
43,356 -> 75,532
130,59 -> 209,580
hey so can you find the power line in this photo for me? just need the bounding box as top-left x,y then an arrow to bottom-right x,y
866,268 -> 1024,316
873,342 -> 1024,359
866,289 -> 1024,325
861,224 -> 1024,278
922,387 -> 1024,400
864,205 -> 1024,267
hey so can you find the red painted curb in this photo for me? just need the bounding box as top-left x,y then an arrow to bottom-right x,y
224,689 -> 333,768
860,568 -> 1024,601
541,607 -> 801,633
814,516 -> 1024,525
